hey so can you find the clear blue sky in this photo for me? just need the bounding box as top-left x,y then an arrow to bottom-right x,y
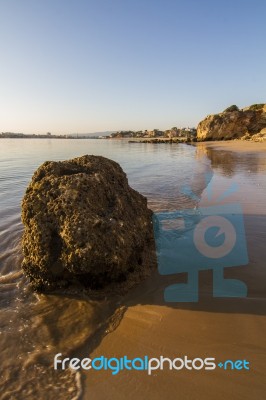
0,0 -> 265,134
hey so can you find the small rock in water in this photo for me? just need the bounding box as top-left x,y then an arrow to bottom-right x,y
21,155 -> 155,292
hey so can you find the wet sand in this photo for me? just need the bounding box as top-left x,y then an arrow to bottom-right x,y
83,141 -> 266,399
200,140 -> 266,153
1,139 -> 210,399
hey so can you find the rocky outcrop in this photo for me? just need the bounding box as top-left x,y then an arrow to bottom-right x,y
197,104 -> 266,141
21,155 -> 155,292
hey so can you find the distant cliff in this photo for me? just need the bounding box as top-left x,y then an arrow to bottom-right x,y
197,104 -> 266,141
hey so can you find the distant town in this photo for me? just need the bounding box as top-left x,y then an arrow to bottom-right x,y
0,132 -> 99,139
107,127 -> 196,140
0,127 -> 196,140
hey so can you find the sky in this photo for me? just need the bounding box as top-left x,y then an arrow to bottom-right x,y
0,0 -> 265,134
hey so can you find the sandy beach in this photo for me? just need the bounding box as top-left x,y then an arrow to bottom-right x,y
200,140 -> 266,153
83,141 -> 266,400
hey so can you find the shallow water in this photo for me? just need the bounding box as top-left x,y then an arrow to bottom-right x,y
0,139 -> 210,399
0,139 -> 265,399
82,143 -> 266,400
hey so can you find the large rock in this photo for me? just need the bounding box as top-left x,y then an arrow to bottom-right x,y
197,103 -> 266,141
21,155 -> 155,292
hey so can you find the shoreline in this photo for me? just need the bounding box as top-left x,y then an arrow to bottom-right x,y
82,140 -> 266,399
196,140 -> 266,153
128,137 -> 266,146
1,138 -> 265,399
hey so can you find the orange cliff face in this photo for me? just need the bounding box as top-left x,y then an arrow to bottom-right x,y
197,104 -> 266,141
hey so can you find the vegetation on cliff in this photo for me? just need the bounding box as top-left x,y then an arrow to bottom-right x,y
197,104 -> 266,141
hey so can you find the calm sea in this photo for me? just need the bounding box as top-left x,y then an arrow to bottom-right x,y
0,139 -> 265,399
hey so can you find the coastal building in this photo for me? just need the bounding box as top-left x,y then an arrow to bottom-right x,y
147,129 -> 164,137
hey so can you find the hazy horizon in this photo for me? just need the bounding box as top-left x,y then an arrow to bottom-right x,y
0,0 -> 265,135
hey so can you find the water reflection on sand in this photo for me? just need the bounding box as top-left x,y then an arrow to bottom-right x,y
0,139 -> 210,399
1,139 -> 265,399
